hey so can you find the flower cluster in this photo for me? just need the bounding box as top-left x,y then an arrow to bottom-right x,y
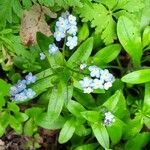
54,11 -> 78,50
79,65 -> 115,94
103,112 -> 115,126
9,73 -> 36,101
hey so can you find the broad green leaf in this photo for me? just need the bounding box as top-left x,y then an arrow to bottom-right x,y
74,143 -> 98,150
144,82 -> 150,107
35,68 -> 54,80
78,23 -> 89,43
91,123 -> 109,149
14,112 -> 28,122
73,88 -> 96,109
67,100 -> 86,117
121,69 -> 150,84
124,116 -> 143,139
81,111 -> 101,122
7,102 -> 20,113
0,79 -> 11,96
37,113 -> 65,129
142,26 -> 150,48
24,119 -> 35,136
125,132 -> 150,150
75,125 -> 91,136
58,117 -> 76,144
0,123 -> 5,137
143,116 -> 150,128
67,37 -> 93,68
47,81 -> 67,121
117,16 -> 142,68
0,93 -> 5,108
103,90 -> 127,119
31,75 -> 56,94
92,44 -> 121,65
107,118 -> 124,145
9,115 -> 22,133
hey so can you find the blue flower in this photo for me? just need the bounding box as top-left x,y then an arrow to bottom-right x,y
67,25 -> 78,35
79,77 -> 93,88
40,52 -> 46,60
54,29 -> 65,41
25,72 -> 36,85
24,88 -> 36,99
56,17 -> 69,31
66,36 -> 78,49
68,15 -> 77,25
16,80 -> 26,92
104,112 -> 115,126
88,66 -> 101,78
91,79 -> 104,89
14,91 -> 27,101
49,43 -> 59,55
9,85 -> 18,96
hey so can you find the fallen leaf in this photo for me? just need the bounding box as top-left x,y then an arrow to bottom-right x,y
20,4 -> 57,46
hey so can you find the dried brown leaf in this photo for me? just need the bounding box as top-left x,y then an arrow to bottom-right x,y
20,4 -> 57,46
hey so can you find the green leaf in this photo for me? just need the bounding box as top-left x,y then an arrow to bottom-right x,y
35,68 -> 54,80
67,37 -> 93,68
47,81 -> 67,121
0,79 -> 11,96
67,100 -> 86,118
117,16 -> 142,68
78,23 -> 89,43
125,132 -> 150,150
73,88 -> 96,109
103,90 -> 127,119
124,116 -> 143,139
142,26 -> 150,48
143,115 -> 150,128
144,82 -> 150,107
37,113 -> 65,129
91,123 -> 109,149
92,44 -> 121,65
0,123 -> 5,137
81,111 -> 101,122
58,117 -> 76,144
121,69 -> 150,84
7,102 -> 20,113
77,2 -> 117,44
24,118 -> 35,136
122,0 -> 144,12
74,143 -> 98,150
9,116 -> 22,133
106,118 -> 124,145
55,0 -> 82,8
75,125 -> 91,137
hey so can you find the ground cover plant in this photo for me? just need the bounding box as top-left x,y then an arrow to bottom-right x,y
0,0 -> 150,149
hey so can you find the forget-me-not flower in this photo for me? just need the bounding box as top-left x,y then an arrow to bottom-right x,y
40,52 -> 46,60
88,66 -> 101,78
25,72 -> 36,85
54,30 -> 65,41
104,112 -> 115,126
24,88 -> 36,99
49,43 -> 59,55
66,36 -> 78,49
14,91 -> 27,101
16,80 -> 26,92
